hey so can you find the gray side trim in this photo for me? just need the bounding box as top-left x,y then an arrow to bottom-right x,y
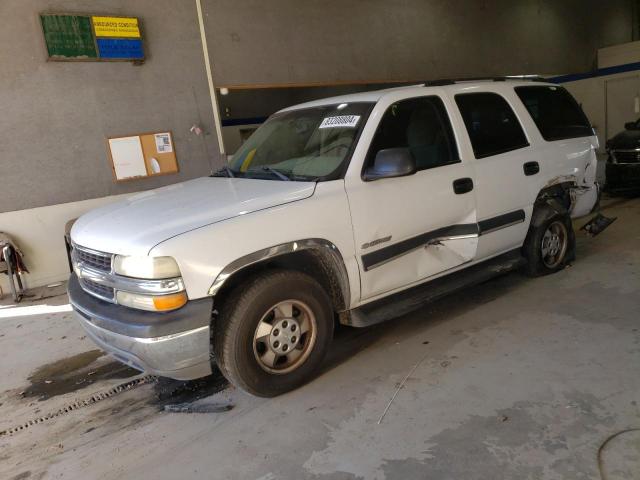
477,209 -> 526,235
361,209 -> 526,272
208,238 -> 351,309
361,224 -> 479,271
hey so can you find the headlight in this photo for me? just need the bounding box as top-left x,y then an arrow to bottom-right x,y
113,255 -> 181,279
116,291 -> 188,312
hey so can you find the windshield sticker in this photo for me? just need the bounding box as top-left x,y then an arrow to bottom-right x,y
319,115 -> 361,129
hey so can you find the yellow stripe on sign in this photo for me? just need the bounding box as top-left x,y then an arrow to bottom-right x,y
240,149 -> 257,172
92,16 -> 141,38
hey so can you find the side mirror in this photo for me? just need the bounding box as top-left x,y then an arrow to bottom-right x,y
363,148 -> 417,181
625,121 -> 637,130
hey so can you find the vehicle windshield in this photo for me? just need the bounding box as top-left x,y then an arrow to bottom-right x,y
226,102 -> 373,181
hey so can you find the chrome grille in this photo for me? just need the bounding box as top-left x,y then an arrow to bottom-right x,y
612,150 -> 640,164
79,278 -> 115,302
73,246 -> 112,273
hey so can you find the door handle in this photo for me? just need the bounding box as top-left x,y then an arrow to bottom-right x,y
453,177 -> 474,194
523,161 -> 540,176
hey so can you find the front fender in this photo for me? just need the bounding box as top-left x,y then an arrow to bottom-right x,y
208,238 -> 351,310
149,181 -> 360,305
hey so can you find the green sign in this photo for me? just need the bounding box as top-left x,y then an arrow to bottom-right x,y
40,14 -> 97,59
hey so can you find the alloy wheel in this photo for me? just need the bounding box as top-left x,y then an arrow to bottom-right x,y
252,300 -> 317,374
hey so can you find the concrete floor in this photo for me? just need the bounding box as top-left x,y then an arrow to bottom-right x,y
1,196 -> 639,480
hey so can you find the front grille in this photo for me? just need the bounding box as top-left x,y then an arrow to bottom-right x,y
612,150 -> 640,164
80,278 -> 115,302
74,246 -> 112,273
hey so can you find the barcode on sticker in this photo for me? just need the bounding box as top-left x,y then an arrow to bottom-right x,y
319,115 -> 360,129
154,133 -> 173,153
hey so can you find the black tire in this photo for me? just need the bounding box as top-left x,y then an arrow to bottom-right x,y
523,205 -> 575,277
213,269 -> 334,397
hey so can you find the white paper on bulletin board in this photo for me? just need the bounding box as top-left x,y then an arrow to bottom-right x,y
108,136 -> 147,180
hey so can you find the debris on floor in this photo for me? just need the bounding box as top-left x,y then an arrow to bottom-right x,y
152,370 -> 229,408
163,402 -> 233,414
580,213 -> 617,237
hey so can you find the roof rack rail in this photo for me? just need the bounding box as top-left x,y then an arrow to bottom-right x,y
424,75 -> 547,86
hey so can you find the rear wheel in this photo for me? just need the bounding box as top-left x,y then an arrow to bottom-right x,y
523,207 -> 575,277
213,270 -> 333,397
540,221 -> 569,269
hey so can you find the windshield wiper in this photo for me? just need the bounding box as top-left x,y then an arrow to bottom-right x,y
211,165 -> 236,178
261,166 -> 291,181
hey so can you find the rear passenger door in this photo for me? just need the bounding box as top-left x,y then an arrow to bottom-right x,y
514,85 -> 598,191
453,91 -> 537,258
346,95 -> 478,301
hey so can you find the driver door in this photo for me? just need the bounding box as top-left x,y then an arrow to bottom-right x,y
345,95 -> 478,301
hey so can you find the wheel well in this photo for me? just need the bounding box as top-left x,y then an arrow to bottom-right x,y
529,182 -> 574,231
535,182 -> 573,212
211,250 -> 347,316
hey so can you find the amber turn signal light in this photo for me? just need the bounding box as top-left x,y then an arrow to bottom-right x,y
152,292 -> 188,311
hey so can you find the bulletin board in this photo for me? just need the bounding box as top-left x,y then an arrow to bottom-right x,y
40,13 -> 144,62
107,132 -> 179,182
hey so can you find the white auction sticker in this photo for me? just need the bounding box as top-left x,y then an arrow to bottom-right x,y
154,132 -> 173,153
319,115 -> 361,129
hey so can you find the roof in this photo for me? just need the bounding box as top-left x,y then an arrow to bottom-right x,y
278,85 -> 419,112
279,78 -> 556,112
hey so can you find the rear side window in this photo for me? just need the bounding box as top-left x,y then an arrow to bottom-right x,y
455,92 -> 529,159
515,86 -> 593,141
366,96 -> 459,172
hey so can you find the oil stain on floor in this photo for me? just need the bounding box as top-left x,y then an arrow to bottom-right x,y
22,350 -> 139,401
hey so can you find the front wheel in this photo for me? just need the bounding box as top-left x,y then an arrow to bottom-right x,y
213,270 -> 334,397
523,207 -> 575,277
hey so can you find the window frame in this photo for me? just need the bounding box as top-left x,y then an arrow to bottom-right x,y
361,95 -> 461,179
454,91 -> 530,160
514,85 -> 594,142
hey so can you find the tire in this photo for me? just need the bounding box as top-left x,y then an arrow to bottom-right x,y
523,205 -> 575,277
213,269 -> 334,397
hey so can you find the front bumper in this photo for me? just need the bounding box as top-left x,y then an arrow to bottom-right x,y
605,162 -> 640,193
68,274 -> 213,380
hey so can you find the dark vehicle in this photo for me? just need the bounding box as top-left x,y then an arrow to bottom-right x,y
605,120 -> 640,193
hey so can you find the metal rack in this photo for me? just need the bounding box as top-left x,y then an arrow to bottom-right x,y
0,243 -> 24,302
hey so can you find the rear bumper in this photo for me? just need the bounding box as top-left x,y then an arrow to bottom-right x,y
605,163 -> 640,193
68,274 -> 213,380
570,182 -> 600,218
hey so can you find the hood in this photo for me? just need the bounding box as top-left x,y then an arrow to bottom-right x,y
71,177 -> 316,255
608,129 -> 640,149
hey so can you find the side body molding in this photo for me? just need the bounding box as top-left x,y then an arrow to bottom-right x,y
207,238 -> 351,310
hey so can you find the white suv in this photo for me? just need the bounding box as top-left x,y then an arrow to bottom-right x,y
69,79 -> 599,396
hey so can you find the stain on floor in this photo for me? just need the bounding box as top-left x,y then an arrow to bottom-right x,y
23,350 -> 139,401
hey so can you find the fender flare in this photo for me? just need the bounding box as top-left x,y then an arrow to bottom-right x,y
530,197 -> 568,229
207,238 -> 351,310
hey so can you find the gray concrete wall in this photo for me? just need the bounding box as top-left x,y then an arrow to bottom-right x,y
0,0 -> 221,214
1,0 -> 635,213
204,0 -> 634,88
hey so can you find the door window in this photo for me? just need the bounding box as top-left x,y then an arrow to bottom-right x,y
515,86 -> 593,141
366,96 -> 459,172
455,92 -> 529,159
